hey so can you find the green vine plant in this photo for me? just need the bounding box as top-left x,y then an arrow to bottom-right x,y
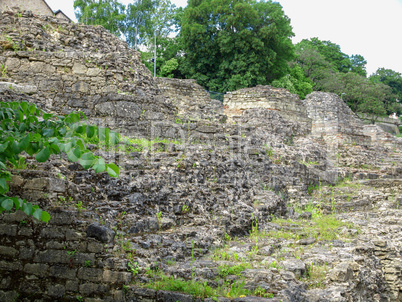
0,101 -> 120,222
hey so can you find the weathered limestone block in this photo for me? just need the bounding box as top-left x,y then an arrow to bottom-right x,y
329,262 -> 354,282
24,263 -> 49,277
224,86 -> 312,131
78,267 -> 104,282
0,82 -> 37,94
303,92 -> 371,147
280,259 -> 307,278
87,223 -> 116,243
102,270 -> 132,284
72,62 -> 88,75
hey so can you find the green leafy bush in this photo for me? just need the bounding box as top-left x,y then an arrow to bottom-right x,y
0,101 -> 120,222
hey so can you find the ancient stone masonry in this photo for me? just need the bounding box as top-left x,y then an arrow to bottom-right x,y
224,85 -> 312,132
358,113 -> 401,135
0,8 -> 402,302
0,9 -> 175,138
303,92 -> 371,147
303,92 -> 402,150
0,0 -> 54,17
155,77 -> 224,121
1,171 -> 132,302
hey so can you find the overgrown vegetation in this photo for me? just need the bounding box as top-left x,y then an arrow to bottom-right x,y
0,101 -> 120,222
143,269 -> 274,299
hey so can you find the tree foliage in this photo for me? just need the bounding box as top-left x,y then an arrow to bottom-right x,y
369,68 -> 402,114
271,64 -> 313,99
126,0 -> 178,48
0,101 -> 120,222
296,38 -> 367,76
74,0 -> 127,37
180,0 -> 295,92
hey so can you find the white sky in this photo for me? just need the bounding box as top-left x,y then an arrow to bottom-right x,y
46,0 -> 402,76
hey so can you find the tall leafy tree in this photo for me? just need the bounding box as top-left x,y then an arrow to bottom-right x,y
271,64 -> 313,99
181,0 -> 295,92
370,68 -> 402,114
126,0 -> 178,48
125,0 -> 155,48
350,54 -> 367,77
296,38 -> 367,77
74,0 -> 126,37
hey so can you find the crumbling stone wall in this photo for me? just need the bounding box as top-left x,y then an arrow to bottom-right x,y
155,77 -> 224,121
358,113 -> 401,135
0,9 -> 175,138
303,92 -> 371,148
362,124 -> 402,148
303,92 -> 402,150
0,172 -> 131,302
223,85 -> 312,132
0,0 -> 54,16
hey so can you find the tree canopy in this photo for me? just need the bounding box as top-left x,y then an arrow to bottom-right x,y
180,0 -> 295,92
74,0 -> 126,36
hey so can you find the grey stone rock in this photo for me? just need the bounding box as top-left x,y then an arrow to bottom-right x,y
329,262 -> 353,282
87,223 -> 115,243
281,259 -> 307,278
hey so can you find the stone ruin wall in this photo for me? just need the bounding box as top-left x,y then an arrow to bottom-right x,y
302,92 -> 371,147
1,171 -> 132,302
0,9 -> 175,139
358,113 -> 401,135
303,92 -> 402,149
223,85 -> 312,134
0,0 -> 54,17
1,8 -> 402,302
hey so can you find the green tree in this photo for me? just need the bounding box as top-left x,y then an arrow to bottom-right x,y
271,64 -> 313,99
349,54 -> 367,77
297,38 -> 353,74
0,102 -> 120,222
74,0 -> 126,36
125,0 -> 155,48
139,7 -> 185,77
160,58 -> 179,78
370,68 -> 402,114
126,0 -> 178,48
295,38 -> 367,85
181,0 -> 295,92
294,46 -> 334,91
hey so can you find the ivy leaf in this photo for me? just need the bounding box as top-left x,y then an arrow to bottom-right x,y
106,163 -> 119,178
35,147 -> 51,162
43,113 -> 53,120
50,143 -> 60,154
98,127 -> 110,141
0,142 -> 9,153
19,122 -> 27,132
1,198 -> 13,211
18,135 -> 30,151
75,139 -> 85,151
22,202 -> 33,215
109,131 -> 120,145
32,208 -> 42,221
75,125 -> 86,134
79,152 -> 95,169
0,178 -> 8,192
61,142 -> 73,153
93,158 -> 106,173
67,146 -> 81,162
12,197 -> 22,210
43,128 -> 54,137
41,211 -> 51,223
11,141 -> 21,154
86,125 -> 96,138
